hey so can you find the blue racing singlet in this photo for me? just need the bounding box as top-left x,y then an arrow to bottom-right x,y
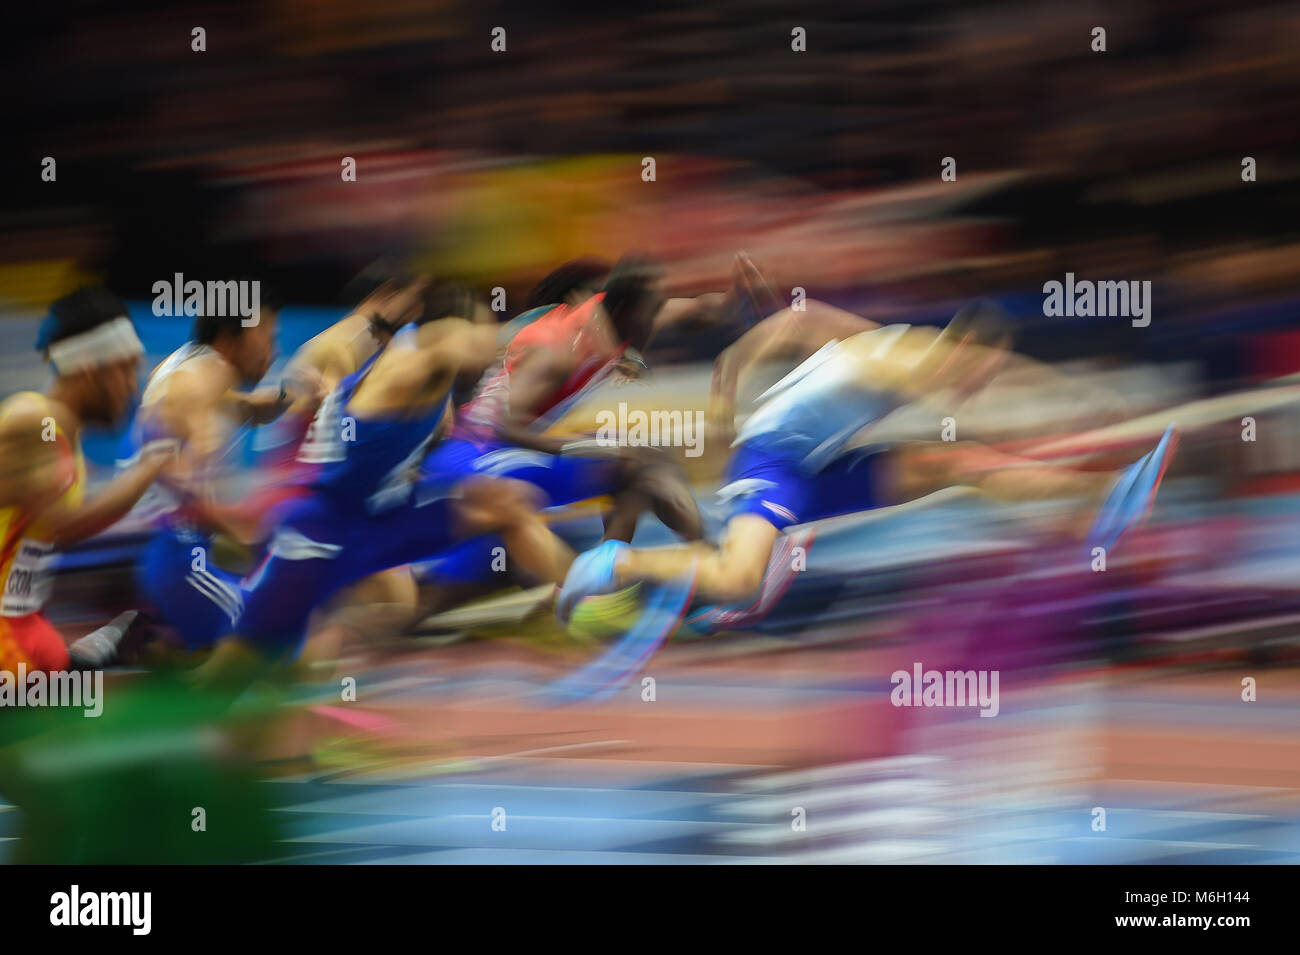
734,325 -> 912,471
306,326 -> 450,513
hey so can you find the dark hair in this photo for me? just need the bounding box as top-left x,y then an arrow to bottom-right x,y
525,258 -> 611,311
342,258 -> 420,307
419,281 -> 483,325
601,257 -> 662,345
945,300 -> 1015,349
193,313 -> 244,345
35,286 -> 131,352
342,260 -> 424,339
191,277 -> 281,344
257,280 -> 285,314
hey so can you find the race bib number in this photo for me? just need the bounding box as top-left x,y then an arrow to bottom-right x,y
2,538 -> 56,616
297,389 -> 347,464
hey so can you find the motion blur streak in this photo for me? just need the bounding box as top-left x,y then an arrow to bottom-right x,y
1,0 -> 1298,864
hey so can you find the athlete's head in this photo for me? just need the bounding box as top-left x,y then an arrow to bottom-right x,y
37,286 -> 144,425
602,257 -> 664,352
935,300 -> 1016,399
343,260 -> 429,344
193,281 -> 282,385
419,281 -> 486,325
525,258 -> 611,311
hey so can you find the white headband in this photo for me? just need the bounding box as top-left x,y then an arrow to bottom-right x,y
47,317 -> 144,374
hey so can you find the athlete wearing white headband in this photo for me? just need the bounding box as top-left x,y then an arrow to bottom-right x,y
0,287 -> 176,675
46,315 -> 145,375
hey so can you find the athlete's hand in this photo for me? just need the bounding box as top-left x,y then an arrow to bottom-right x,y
138,438 -> 183,478
729,251 -> 782,323
283,363 -> 329,410
612,352 -> 649,384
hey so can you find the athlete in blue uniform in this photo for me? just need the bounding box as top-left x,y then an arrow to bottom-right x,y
120,294 -> 288,649
558,299 -> 1178,630
413,254 -> 781,605
195,285 -> 582,686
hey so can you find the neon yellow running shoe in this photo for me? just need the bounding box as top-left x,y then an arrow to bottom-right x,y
566,583 -> 645,640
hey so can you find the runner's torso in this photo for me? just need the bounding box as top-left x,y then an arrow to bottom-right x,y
306,324 -> 450,513
117,342 -> 242,537
259,315 -> 382,478
457,294 -> 623,443
735,324 -> 914,471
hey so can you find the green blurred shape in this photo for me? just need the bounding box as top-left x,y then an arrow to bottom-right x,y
0,673 -> 284,864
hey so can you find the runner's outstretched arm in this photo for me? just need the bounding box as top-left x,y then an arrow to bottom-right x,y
0,405 -> 174,547
651,251 -> 784,339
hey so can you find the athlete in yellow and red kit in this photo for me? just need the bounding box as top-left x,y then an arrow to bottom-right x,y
0,287 -> 175,673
